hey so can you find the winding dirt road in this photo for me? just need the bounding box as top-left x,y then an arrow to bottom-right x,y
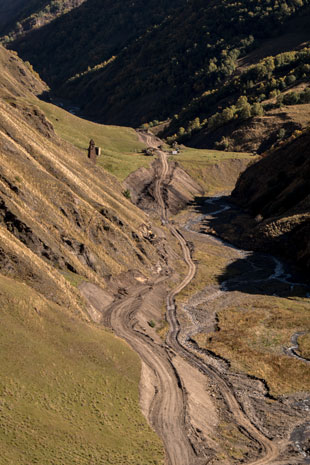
105,132 -> 283,465
106,287 -> 195,465
153,148 -> 279,465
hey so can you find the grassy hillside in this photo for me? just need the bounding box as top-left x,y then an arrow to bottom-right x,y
173,147 -> 254,193
0,44 -> 165,463
0,45 -> 162,282
36,99 -> 152,180
0,275 -> 163,465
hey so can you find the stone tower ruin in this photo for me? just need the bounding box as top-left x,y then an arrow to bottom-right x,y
88,139 -> 96,162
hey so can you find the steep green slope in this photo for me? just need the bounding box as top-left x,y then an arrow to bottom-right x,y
0,44 -> 164,464
0,276 -> 163,465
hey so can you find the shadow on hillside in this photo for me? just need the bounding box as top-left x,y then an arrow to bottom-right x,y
218,254 -> 309,298
188,195 -> 310,298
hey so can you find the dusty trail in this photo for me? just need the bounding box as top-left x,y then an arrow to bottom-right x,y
152,149 -> 279,465
287,332 -> 310,364
106,287 -> 194,465
106,131 -> 283,465
155,151 -> 169,224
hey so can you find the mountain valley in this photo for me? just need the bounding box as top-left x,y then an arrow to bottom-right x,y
2,0 -> 309,156
0,2 -> 310,465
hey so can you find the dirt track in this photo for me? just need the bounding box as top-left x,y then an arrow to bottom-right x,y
153,147 -> 280,465
105,286 -> 194,465
104,132 -> 292,465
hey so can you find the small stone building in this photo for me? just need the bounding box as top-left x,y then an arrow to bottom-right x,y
88,139 -> 101,163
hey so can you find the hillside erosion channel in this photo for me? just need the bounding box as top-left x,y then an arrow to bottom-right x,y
81,132 -> 310,465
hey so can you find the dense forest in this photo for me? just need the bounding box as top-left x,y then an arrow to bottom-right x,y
4,0 -> 186,86
164,44 -> 310,149
0,0 -> 86,37
2,0 -> 310,150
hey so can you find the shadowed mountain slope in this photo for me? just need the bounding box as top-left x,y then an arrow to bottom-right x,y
0,0 -> 86,38
231,129 -> 310,270
6,0 -> 186,88
4,0 -> 309,143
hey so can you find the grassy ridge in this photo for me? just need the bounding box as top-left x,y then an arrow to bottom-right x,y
36,99 -> 152,180
0,275 -> 164,465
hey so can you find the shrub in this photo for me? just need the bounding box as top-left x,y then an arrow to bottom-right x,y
123,189 -> 131,199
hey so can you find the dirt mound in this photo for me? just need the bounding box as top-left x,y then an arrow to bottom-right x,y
124,157 -> 204,215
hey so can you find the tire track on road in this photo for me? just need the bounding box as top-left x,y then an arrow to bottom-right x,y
107,131 -> 281,465
153,143 -> 280,465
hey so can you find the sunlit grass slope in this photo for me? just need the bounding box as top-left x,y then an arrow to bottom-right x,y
174,147 -> 255,193
0,275 -> 163,465
0,44 -> 165,464
35,99 -> 153,180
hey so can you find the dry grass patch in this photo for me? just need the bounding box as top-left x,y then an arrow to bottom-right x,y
298,333 -> 310,360
196,295 -> 310,395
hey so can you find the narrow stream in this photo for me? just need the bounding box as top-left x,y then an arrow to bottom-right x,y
183,195 -> 310,463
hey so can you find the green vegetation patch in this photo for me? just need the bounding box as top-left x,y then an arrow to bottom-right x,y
35,99 -> 153,180
0,275 -> 164,465
174,148 -> 254,193
60,269 -> 86,288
